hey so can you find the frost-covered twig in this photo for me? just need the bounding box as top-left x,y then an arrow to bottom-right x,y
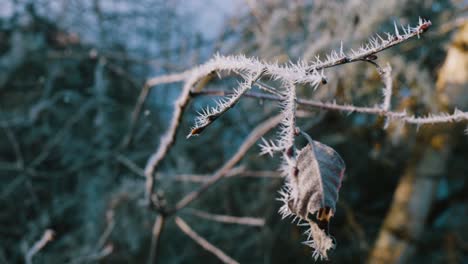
142,53 -> 325,204
270,81 -> 299,182
380,64 -> 393,112
404,109 -> 468,125
280,81 -> 298,155
306,18 -> 432,72
192,89 -> 468,127
188,69 -> 266,137
139,18 -> 454,261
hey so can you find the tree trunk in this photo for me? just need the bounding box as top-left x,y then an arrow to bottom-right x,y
368,22 -> 468,264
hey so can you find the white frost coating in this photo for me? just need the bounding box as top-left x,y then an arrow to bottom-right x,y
303,222 -> 335,260
174,18 -> 464,261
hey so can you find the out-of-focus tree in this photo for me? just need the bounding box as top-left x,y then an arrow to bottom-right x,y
1,0 -> 467,263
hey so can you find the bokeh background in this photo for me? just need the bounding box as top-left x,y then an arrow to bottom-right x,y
0,0 -> 467,263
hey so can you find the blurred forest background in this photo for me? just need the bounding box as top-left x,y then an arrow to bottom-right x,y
0,0 -> 467,263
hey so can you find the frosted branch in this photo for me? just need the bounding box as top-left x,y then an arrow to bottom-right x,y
404,109 -> 468,125
192,89 -> 468,128
278,81 -> 298,180
121,71 -> 188,148
136,18 -> 458,261
188,69 -> 266,138
144,76 -> 193,205
380,64 -> 393,112
306,18 -> 432,72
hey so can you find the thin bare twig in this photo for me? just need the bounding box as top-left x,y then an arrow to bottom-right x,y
29,100 -> 97,168
116,155 -> 280,183
97,212 -> 115,250
120,83 -> 150,149
25,229 -> 55,264
1,120 -> 24,168
144,76 -> 194,205
170,166 -> 244,183
175,217 -> 239,264
114,153 -> 145,178
186,209 -> 265,226
173,169 -> 282,183
67,212 -> 115,263
236,170 -> 282,178
174,114 -> 283,212
121,72 -> 188,148
148,215 -> 166,264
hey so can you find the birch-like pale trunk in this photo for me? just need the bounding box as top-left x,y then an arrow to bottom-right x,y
368,22 -> 468,264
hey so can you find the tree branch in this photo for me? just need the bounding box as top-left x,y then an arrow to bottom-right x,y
306,18 -> 432,72
25,229 -> 55,264
191,89 -> 468,127
148,215 -> 166,264
174,115 -> 282,212
186,209 -> 265,226
175,217 -> 239,264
